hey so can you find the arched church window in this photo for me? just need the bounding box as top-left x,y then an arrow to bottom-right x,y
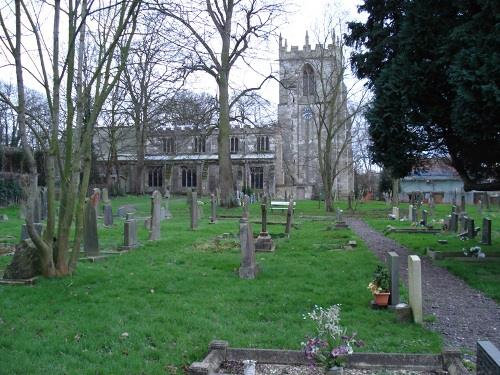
303,64 -> 315,96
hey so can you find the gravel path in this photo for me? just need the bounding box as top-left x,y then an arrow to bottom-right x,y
346,217 -> 500,355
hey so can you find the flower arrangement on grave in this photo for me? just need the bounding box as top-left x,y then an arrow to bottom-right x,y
301,305 -> 363,370
463,246 -> 485,258
367,265 -> 390,294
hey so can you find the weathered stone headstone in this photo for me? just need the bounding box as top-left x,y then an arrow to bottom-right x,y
387,251 -> 400,306
149,190 -> 162,241
164,197 -> 172,219
284,199 -> 294,237
90,189 -> 100,217
0,214 -> 8,221
422,210 -> 428,227
412,206 -> 418,223
83,199 -> 99,256
450,212 -> 458,232
460,194 -> 466,212
117,205 -> 136,217
428,196 -> 435,216
255,203 -> 274,252
126,212 -> 134,221
408,255 -> 423,324
481,218 -> 492,245
20,223 -> 43,242
408,204 -> 414,222
3,239 -> 41,279
103,204 -> 113,226
122,219 -> 138,250
467,218 -> 476,239
335,208 -> 348,228
102,188 -> 109,203
190,190 -> 198,230
210,193 -> 217,224
242,195 -> 250,219
39,187 -> 48,220
458,213 -> 467,233
392,206 -> 400,220
239,217 -> 259,279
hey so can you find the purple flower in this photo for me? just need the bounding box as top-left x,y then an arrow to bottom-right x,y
331,345 -> 350,358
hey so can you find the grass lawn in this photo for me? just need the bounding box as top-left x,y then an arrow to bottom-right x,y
0,197 -> 441,374
356,200 -> 500,302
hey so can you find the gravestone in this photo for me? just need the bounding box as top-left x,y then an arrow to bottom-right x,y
239,217 -> 259,279
392,207 -> 399,220
83,199 -> 99,256
242,195 -> 250,219
387,252 -> 400,307
160,206 -> 166,220
122,218 -> 138,250
284,199 -> 294,237
0,214 -> 8,221
477,341 -> 500,375
422,210 -> 428,227
149,190 -> 162,241
408,255 -> 423,324
210,193 -> 217,224
3,239 -> 41,279
164,196 -> 172,219
412,206 -> 418,223
102,188 -> 109,203
428,196 -> 435,216
450,212 -> 458,232
481,218 -> 492,245
335,208 -> 348,228
458,213 -> 467,233
103,204 -> 113,226
190,190 -> 198,230
460,194 -> 466,212
408,205 -> 414,222
90,189 -> 100,217
117,205 -> 136,217
20,223 -> 43,242
467,218 -> 476,239
255,203 -> 274,252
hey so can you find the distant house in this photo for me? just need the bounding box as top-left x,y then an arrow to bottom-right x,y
399,159 -> 499,204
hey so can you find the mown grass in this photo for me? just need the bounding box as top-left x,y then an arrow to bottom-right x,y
0,197 -> 441,374
357,200 -> 500,302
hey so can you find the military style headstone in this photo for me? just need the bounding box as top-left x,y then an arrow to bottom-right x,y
481,218 -> 492,245
190,190 -> 198,230
103,204 -> 113,226
255,203 -> 274,252
408,255 -> 423,324
83,199 -> 99,256
467,218 -> 476,239
387,251 -> 400,306
450,212 -> 458,232
102,188 -> 109,203
239,217 -> 259,279
122,218 -> 138,250
210,193 -> 217,224
284,199 -> 294,237
149,190 -> 162,241
20,223 -> 43,242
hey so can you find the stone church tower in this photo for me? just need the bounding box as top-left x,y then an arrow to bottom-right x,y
277,32 -> 354,200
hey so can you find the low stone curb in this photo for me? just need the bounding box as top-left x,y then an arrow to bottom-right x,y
188,340 -> 468,375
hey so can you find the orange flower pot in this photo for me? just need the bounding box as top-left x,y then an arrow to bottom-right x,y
374,292 -> 390,306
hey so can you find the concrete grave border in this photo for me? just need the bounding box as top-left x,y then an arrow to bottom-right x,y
188,340 -> 468,375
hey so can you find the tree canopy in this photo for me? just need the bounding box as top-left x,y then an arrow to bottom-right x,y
346,0 -> 500,191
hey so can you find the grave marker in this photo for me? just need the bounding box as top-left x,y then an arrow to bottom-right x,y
103,204 -> 113,226
408,255 -> 423,324
102,188 -> 109,203
122,218 -> 138,250
481,218 -> 492,245
467,218 -> 476,239
284,199 -> 294,237
408,205 -> 414,222
392,206 -> 399,220
149,190 -> 162,241
239,217 -> 259,279
210,193 -> 217,224
20,223 -> 43,242
387,251 -> 400,306
190,190 -> 198,230
255,202 -> 274,252
83,199 -> 99,256
422,210 -> 428,227
450,212 -> 458,232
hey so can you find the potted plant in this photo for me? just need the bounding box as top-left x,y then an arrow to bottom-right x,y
367,265 -> 391,306
302,305 -> 363,374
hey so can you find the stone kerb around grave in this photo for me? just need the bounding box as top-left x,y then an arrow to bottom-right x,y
188,340 -> 467,375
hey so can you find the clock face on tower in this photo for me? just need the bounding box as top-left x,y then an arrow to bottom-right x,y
302,106 -> 313,120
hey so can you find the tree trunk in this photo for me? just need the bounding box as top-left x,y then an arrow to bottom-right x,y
217,77 -> 234,207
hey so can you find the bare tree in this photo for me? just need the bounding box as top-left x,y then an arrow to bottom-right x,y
155,0 -> 283,206
0,0 -> 141,277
